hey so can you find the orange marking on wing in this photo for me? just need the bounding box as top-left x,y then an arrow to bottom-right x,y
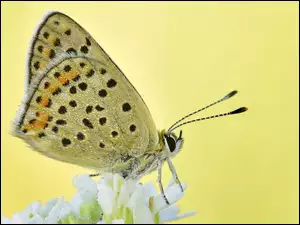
48,84 -> 58,94
66,71 -> 78,79
58,75 -> 69,85
32,120 -> 47,129
23,124 -> 39,134
37,111 -> 49,121
24,124 -> 35,130
43,48 -> 50,57
40,97 -> 49,107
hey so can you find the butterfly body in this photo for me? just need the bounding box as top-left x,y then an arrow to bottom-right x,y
109,130 -> 183,179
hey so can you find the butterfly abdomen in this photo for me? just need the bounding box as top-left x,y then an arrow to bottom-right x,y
110,151 -> 162,180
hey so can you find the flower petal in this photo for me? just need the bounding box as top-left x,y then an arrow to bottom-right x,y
165,184 -> 185,203
97,184 -> 116,216
127,185 -> 143,210
39,198 -> 58,218
166,182 -> 187,192
163,211 -> 197,223
113,174 -> 124,193
1,216 -> 12,224
59,202 -> 74,219
29,214 -> 44,224
27,202 -> 42,216
133,204 -> 154,224
73,174 -> 97,203
152,183 -> 186,214
44,197 -> 65,224
124,179 -> 138,196
100,173 -> 114,188
1,173 -> 194,224
159,205 -> 180,223
142,182 -> 157,199
11,211 -> 29,224
117,183 -> 130,209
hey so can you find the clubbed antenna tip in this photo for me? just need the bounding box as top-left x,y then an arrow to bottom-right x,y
223,90 -> 238,100
230,107 -> 248,114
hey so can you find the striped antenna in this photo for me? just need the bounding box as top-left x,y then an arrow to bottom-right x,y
167,90 -> 238,132
168,107 -> 248,132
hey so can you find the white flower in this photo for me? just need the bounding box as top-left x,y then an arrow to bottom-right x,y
2,173 -> 195,224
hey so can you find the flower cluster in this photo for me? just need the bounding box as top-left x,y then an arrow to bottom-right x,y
2,173 -> 195,224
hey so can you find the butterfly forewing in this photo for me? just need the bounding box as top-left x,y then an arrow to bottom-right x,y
28,12 -> 110,85
14,12 -> 160,171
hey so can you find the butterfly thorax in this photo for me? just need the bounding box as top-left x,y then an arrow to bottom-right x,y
111,130 -> 184,180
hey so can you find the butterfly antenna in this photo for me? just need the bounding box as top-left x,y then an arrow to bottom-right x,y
168,107 -> 248,132
167,90 -> 238,132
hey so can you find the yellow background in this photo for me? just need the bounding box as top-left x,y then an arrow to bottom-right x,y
1,2 -> 299,224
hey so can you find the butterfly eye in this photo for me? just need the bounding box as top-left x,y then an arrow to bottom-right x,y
165,135 -> 176,152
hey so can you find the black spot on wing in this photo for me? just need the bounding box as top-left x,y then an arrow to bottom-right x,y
86,37 -> 91,46
82,118 -> 93,129
80,46 -> 89,54
65,29 -> 71,35
122,103 -> 131,112
62,138 -> 71,146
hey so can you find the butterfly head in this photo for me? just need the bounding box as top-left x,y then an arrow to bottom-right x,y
162,130 -> 184,157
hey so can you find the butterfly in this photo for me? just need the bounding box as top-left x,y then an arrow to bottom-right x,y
13,11 -> 247,204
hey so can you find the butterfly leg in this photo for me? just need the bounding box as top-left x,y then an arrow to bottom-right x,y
158,161 -> 170,205
167,158 -> 184,192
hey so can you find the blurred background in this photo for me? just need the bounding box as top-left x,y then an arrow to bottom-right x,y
1,2 -> 299,224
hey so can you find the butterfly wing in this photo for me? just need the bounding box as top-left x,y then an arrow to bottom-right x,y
14,11 -> 160,170
26,11 -> 113,86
